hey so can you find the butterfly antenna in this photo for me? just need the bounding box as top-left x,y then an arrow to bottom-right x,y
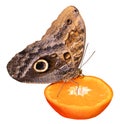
80,51 -> 95,69
79,43 -> 89,68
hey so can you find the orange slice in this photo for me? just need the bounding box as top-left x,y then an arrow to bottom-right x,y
44,76 -> 113,119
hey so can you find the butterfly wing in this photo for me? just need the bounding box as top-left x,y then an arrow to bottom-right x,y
7,6 -> 86,83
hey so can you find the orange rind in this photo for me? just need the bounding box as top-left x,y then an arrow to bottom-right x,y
44,76 -> 113,119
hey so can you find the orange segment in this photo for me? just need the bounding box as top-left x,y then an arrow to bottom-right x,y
44,76 -> 113,119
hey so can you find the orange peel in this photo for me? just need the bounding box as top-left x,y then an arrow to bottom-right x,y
44,76 -> 113,119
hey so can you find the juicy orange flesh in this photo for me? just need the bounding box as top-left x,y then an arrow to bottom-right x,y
45,76 -> 113,106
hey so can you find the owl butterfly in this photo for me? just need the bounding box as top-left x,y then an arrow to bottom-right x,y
7,6 -> 86,83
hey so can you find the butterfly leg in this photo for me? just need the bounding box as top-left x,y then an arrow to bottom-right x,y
70,79 -> 80,95
56,81 -> 66,97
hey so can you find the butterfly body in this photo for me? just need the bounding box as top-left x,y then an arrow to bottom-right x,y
7,6 -> 86,83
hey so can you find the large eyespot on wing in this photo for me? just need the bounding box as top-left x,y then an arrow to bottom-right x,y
33,59 -> 49,73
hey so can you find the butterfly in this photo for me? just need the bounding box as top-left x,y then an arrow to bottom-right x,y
7,6 -> 86,83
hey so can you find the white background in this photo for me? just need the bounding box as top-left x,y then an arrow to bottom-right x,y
0,0 -> 119,123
